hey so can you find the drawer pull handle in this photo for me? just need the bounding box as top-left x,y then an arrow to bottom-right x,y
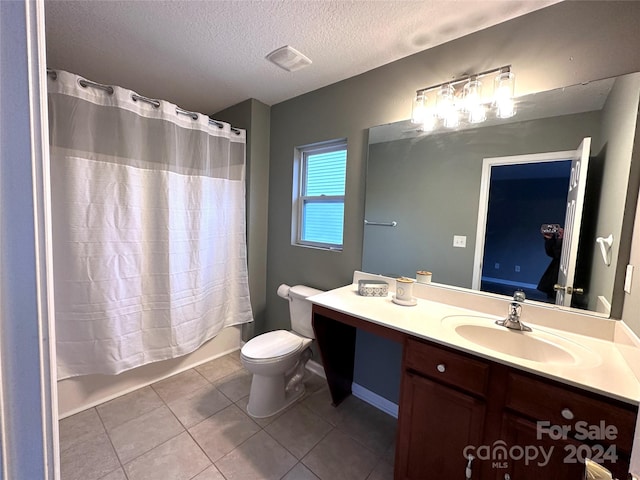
465,454 -> 474,479
561,408 -> 574,420
436,364 -> 446,373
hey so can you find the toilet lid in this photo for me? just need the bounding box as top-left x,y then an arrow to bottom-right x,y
241,330 -> 303,360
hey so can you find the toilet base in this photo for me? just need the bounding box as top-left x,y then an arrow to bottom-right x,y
245,348 -> 311,418
246,380 -> 306,419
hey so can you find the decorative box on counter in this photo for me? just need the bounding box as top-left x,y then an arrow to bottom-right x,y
357,279 -> 389,297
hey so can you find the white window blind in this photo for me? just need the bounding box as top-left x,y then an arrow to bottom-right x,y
295,140 -> 347,249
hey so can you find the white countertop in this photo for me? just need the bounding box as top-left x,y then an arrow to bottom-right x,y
310,280 -> 640,405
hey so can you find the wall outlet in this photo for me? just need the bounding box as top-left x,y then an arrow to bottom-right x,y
515,265 -> 521,272
494,263 -> 500,270
453,235 -> 467,248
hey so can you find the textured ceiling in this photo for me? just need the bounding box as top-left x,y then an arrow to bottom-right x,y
44,0 -> 561,115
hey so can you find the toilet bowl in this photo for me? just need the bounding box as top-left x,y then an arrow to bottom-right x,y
240,284 -> 322,418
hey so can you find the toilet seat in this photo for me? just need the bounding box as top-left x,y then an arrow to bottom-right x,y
241,330 -> 304,361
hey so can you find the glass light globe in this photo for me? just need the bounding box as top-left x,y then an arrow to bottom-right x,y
436,84 -> 455,120
411,93 -> 426,125
494,71 -> 516,118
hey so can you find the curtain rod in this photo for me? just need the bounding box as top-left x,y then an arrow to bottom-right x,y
46,69 -> 242,135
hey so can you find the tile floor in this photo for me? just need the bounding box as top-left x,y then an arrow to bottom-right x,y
59,351 -> 397,480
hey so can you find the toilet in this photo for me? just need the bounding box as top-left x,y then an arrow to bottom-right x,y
240,284 -> 322,418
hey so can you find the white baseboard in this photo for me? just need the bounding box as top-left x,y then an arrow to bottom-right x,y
351,382 -> 398,418
305,361 -> 398,418
481,276 -> 538,289
305,359 -> 326,379
597,295 -> 611,315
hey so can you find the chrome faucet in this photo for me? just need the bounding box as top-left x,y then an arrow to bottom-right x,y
495,290 -> 532,332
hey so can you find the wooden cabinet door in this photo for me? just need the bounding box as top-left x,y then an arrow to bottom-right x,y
497,414 -> 585,480
500,415 -> 630,480
396,372 -> 486,480
504,372 -> 634,479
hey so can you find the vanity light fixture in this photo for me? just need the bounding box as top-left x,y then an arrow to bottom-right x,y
411,65 -> 515,131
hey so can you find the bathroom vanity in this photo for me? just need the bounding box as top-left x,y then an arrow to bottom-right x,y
310,273 -> 640,479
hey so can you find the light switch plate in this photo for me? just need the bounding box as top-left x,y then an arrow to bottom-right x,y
453,235 -> 467,248
624,264 -> 633,294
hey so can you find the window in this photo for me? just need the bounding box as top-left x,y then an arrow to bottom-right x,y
293,139 -> 347,249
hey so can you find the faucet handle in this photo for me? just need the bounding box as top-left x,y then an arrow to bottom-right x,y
513,290 -> 526,303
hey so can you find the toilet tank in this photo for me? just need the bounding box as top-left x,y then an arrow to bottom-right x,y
288,285 -> 323,339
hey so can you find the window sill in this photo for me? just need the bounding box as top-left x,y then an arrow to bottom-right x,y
293,243 -> 343,252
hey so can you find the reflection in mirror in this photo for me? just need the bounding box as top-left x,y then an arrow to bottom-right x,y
363,72 -> 640,317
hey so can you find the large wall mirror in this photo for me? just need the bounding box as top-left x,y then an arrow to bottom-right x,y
363,72 -> 640,317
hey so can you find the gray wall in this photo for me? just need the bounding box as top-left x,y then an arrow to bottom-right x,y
590,74 -> 640,313
267,1 -> 640,334
623,165 -> 640,332
214,99 -> 271,336
267,1 -> 640,400
363,111 -> 601,289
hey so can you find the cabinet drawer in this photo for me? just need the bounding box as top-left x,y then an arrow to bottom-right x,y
405,337 -> 490,396
506,372 -> 637,452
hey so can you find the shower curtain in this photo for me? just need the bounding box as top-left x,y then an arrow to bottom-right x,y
48,70 -> 253,379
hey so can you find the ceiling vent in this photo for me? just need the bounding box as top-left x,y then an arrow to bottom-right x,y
266,45 -> 312,72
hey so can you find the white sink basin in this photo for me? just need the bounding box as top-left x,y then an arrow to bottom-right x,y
441,315 -> 600,367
